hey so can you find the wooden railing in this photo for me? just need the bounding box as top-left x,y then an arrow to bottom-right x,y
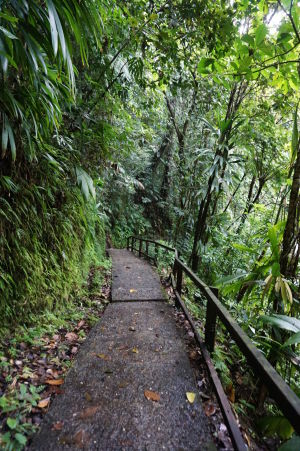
127,235 -> 300,450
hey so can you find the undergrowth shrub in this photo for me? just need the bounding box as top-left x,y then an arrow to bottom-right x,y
0,146 -> 106,328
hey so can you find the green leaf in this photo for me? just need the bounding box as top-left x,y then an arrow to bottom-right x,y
241,34 -> 255,46
0,26 -> 18,40
279,435 -> 300,451
47,0 -> 58,56
216,272 -> 248,286
257,416 -> 294,440
273,314 -> 300,330
2,117 -> 8,156
283,331 -> 300,348
49,1 -> 67,60
272,262 -> 280,277
0,12 -> 19,23
232,243 -> 256,253
7,417 -> 18,429
7,122 -> 16,162
261,315 -> 300,333
76,167 -> 96,201
268,226 -> 279,260
15,433 -> 27,445
220,118 -> 233,134
197,58 -> 214,74
255,24 -> 268,46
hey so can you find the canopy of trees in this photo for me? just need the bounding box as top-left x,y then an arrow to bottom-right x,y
0,0 -> 299,447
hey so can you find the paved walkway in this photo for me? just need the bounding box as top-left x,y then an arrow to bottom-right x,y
31,249 -> 213,450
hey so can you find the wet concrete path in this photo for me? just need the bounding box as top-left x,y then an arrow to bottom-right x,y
31,249 -> 213,450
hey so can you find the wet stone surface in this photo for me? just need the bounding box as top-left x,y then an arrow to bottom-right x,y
30,251 -> 214,450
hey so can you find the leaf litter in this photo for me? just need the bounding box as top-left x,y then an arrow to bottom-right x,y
144,390 -> 160,402
0,267 -> 111,448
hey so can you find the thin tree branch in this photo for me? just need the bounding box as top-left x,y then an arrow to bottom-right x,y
277,0 -> 300,44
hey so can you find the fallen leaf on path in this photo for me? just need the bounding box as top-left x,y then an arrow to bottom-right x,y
96,353 -> 109,360
129,326 -> 136,331
186,392 -> 196,403
119,381 -> 129,388
132,348 -> 139,353
46,378 -> 64,386
84,392 -> 92,402
144,390 -> 160,402
65,332 -> 78,342
189,350 -> 198,360
104,368 -> 113,374
79,406 -> 99,419
204,402 -> 216,417
52,421 -> 64,431
73,429 -> 90,447
38,397 -> 51,408
130,289 -> 137,293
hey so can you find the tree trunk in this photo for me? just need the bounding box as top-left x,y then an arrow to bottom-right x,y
279,137 -> 300,278
190,82 -> 248,272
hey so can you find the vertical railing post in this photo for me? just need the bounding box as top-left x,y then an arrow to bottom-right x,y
173,258 -> 177,279
138,239 -> 142,257
205,288 -> 218,353
146,241 -> 149,258
131,237 -> 135,252
176,264 -> 183,296
127,237 -> 129,250
173,252 -> 179,278
155,243 -> 158,265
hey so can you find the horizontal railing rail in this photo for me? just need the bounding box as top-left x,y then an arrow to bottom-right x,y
127,235 -> 300,449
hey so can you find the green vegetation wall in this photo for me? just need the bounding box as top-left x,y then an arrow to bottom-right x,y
0,0 -> 106,325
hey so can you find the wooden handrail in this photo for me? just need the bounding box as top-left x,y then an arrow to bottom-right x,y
127,235 -> 300,443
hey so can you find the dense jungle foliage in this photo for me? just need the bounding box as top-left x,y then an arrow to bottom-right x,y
0,0 -> 300,448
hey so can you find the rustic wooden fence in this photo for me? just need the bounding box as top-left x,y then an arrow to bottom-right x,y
127,235 -> 300,451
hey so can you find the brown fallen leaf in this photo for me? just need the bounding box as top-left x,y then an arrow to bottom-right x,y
189,350 -> 198,360
96,353 -> 109,360
84,392 -> 92,402
79,406 -> 99,419
129,326 -> 136,331
204,402 -> 216,417
38,397 -> 51,408
46,378 -> 64,386
226,383 -> 235,403
65,332 -> 78,342
144,390 -> 160,402
73,429 -> 90,448
52,421 -> 64,431
50,387 -> 64,395
118,381 -> 129,388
